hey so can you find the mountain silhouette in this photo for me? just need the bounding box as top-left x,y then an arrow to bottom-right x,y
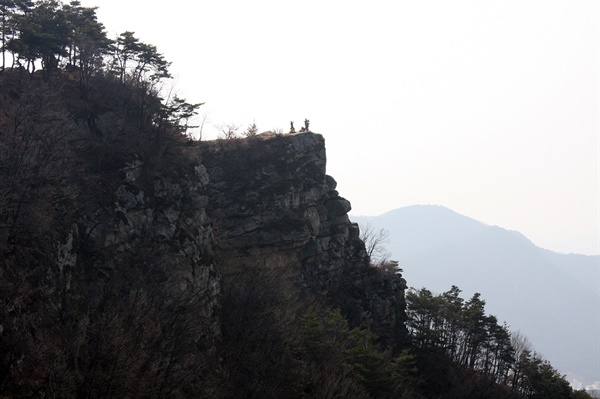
352,205 -> 599,386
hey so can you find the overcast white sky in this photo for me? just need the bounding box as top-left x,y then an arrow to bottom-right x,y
80,0 -> 599,255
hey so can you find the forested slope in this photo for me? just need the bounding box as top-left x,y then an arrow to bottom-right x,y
0,1 -> 593,398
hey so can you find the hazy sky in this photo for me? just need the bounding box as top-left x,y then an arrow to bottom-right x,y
80,0 -> 599,255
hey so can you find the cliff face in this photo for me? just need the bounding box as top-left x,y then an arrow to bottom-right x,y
61,132 -> 407,347
1,108 -> 407,395
71,157 -> 222,338
201,132 -> 407,346
71,131 -> 407,342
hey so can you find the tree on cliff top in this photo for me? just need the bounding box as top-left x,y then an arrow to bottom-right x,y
359,222 -> 392,266
0,0 -> 33,72
6,0 -> 70,75
110,30 -> 171,86
63,0 -> 111,88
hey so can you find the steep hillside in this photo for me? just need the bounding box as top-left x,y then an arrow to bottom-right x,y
352,205 -> 600,385
0,73 -> 590,398
200,134 -> 407,347
0,68 -> 408,397
0,1 -> 592,394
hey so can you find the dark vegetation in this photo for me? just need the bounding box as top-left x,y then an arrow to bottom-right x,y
0,1 -> 594,398
404,286 -> 591,399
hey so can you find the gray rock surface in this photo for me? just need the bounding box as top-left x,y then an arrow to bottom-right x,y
201,133 -> 407,346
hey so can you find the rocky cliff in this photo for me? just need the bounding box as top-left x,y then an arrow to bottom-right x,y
61,131 -> 407,346
201,132 -> 407,346
52,129 -> 407,344
1,104 -> 407,395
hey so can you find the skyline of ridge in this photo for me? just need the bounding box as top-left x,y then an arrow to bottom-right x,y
77,0 -> 599,256
351,203 -> 599,256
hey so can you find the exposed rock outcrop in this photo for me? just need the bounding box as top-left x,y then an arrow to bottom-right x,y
201,132 -> 407,346
46,131 -> 406,350
0,68 -> 407,397
63,157 -> 222,345
5,130 -> 406,375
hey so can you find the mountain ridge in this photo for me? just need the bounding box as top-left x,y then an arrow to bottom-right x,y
351,204 -> 600,386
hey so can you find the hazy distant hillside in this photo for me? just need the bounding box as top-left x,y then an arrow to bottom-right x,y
352,205 -> 600,386
539,250 -> 600,297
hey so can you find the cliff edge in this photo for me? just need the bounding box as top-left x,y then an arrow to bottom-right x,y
201,132 -> 407,346
0,76 -> 407,395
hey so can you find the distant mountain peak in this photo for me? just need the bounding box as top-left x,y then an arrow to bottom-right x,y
351,204 -> 600,385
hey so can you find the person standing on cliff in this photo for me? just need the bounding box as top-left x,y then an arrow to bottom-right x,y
290,121 -> 296,133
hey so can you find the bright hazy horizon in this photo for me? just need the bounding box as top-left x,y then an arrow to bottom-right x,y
79,0 -> 599,256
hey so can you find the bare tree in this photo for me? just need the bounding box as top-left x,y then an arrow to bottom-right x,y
218,123 -> 239,140
359,222 -> 391,266
195,112 -> 210,140
509,330 -> 533,394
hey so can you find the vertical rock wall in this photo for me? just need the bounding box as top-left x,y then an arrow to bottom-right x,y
49,132 -> 406,350
201,132 -> 407,347
61,159 -> 222,343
